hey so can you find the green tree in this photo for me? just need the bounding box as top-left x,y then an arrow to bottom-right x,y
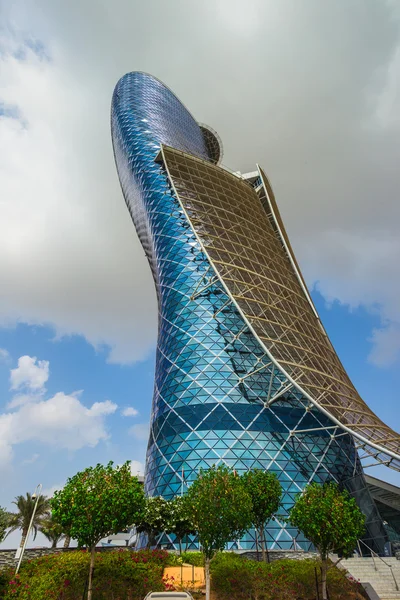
242,469 -> 282,562
0,506 -> 9,543
289,481 -> 366,600
167,495 -> 196,555
62,525 -> 72,548
7,493 -> 50,548
51,461 -> 145,600
136,496 -> 170,550
186,465 -> 253,600
39,514 -> 65,548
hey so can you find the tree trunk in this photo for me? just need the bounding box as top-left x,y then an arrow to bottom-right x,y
52,539 -> 57,549
63,535 -> 71,548
321,557 -> 328,600
264,528 -> 270,564
178,537 -> 182,556
145,531 -> 152,550
87,545 -> 96,600
19,529 -> 28,549
259,527 -> 267,563
254,529 -> 259,562
205,556 -> 211,600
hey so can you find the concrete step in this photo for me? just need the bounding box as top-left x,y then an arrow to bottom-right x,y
341,558 -> 400,598
344,559 -> 400,563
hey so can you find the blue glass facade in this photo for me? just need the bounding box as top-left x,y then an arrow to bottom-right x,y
111,72 -> 386,552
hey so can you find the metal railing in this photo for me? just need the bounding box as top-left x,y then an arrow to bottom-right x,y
356,538 -> 399,591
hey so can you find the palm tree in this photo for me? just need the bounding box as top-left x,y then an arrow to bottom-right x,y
7,493 -> 50,548
39,515 -> 64,548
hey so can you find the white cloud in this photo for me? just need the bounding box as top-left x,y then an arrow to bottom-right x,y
130,460 -> 144,477
0,348 -> 10,362
21,453 -> 39,465
0,353 -> 118,470
121,406 -> 139,417
373,45 -> 400,129
302,230 -> 400,367
10,355 -> 49,391
368,323 -> 400,368
7,392 -> 42,409
0,0 -> 399,369
0,392 -> 117,468
129,423 -> 149,441
42,482 -> 65,498
89,400 -> 117,417
0,32 -> 156,365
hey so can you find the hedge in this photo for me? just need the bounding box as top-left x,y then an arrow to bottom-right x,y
210,553 -> 367,600
1,549 -> 168,600
0,550 -> 368,600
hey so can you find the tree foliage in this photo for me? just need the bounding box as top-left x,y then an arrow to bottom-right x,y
289,481 -> 366,600
166,495 -> 196,554
185,465 -> 253,600
136,496 -> 170,550
39,514 -> 65,548
51,461 -> 145,548
0,506 -> 9,544
7,494 -> 50,548
242,469 -> 282,562
51,461 -> 145,600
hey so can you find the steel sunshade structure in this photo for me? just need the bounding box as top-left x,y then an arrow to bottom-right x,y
158,145 -> 400,472
111,71 -> 397,552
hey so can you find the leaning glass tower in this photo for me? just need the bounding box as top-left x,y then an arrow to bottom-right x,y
111,72 -> 400,552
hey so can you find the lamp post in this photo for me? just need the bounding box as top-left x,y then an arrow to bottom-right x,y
15,483 -> 42,574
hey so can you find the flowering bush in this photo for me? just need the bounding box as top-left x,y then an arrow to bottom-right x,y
1,549 -> 167,599
0,568 -> 13,598
210,553 -> 365,600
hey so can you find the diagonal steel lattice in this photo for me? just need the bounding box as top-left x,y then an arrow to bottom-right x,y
159,144 -> 400,471
111,71 -> 398,552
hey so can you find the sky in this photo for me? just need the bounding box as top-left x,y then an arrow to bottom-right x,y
0,0 -> 399,548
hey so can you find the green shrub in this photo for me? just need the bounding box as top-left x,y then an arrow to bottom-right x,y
165,553 -> 180,566
165,551 -> 204,567
210,553 -> 365,600
0,568 -> 13,599
1,549 -> 167,600
210,553 -> 255,599
180,552 -> 204,567
275,558 -> 366,599
210,553 -> 298,600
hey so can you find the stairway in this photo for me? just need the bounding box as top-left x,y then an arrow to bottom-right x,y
341,557 -> 400,599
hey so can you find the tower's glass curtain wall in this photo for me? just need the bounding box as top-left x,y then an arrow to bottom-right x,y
111,72 -> 400,552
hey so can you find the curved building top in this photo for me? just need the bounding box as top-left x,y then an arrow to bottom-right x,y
112,71 -> 221,164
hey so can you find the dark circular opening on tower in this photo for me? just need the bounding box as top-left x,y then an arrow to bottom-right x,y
199,123 -> 224,165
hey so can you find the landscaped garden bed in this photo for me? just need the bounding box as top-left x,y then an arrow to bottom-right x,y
209,552 -> 368,600
0,549 -> 168,600
0,549 -> 368,600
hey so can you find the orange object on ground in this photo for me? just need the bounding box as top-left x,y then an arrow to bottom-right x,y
163,564 -> 205,589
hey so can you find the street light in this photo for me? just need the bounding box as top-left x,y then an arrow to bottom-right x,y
15,483 -> 42,574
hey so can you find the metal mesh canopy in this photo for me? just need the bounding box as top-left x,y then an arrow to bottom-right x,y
159,144 -> 400,470
199,123 -> 223,165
